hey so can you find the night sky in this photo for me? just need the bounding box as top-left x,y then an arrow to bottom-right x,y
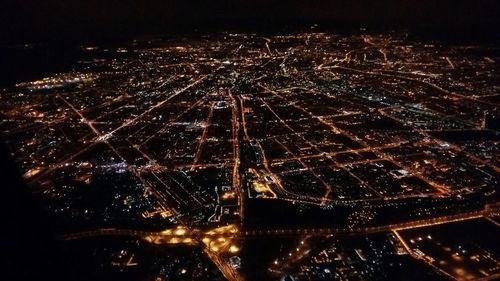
1,0 -> 500,44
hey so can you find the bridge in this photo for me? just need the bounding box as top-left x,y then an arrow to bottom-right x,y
59,206 -> 498,243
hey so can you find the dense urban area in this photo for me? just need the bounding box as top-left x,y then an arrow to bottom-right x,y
1,32 -> 499,281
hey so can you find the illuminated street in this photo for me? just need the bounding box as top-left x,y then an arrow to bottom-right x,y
1,32 -> 499,280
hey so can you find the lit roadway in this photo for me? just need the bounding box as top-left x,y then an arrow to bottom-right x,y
60,206 -> 497,241
256,83 -> 446,204
319,64 -> 499,107
59,206 -> 497,281
191,101 -> 215,170
27,76 -> 208,191
13,35 -> 499,281
229,88 -> 244,223
51,74 -> 238,280
266,81 -> 474,198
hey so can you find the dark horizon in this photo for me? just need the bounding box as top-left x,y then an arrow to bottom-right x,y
2,0 -> 500,45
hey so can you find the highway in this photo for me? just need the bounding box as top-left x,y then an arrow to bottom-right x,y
58,207 -> 495,281
60,206 -> 497,241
